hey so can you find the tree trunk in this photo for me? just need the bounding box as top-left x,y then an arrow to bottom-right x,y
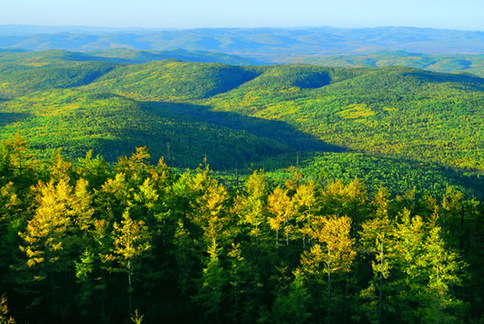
128,258 -> 133,315
378,242 -> 383,324
328,250 -> 331,324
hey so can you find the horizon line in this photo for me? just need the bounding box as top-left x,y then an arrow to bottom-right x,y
1,24 -> 483,33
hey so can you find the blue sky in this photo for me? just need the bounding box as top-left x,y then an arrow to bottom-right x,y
1,0 -> 483,31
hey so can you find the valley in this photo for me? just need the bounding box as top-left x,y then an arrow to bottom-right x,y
1,49 -> 483,197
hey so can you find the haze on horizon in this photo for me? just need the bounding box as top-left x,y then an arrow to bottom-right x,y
1,0 -> 483,32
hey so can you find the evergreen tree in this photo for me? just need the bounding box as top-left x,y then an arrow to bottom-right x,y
102,209 -> 151,314
301,215 -> 355,324
359,189 -> 395,324
18,178 -> 74,310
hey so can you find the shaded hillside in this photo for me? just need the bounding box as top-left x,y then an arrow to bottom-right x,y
83,60 -> 261,100
258,151 -> 484,199
0,61 -> 116,98
0,89 -> 338,168
206,65 -> 484,173
237,64 -> 333,89
0,58 -> 483,193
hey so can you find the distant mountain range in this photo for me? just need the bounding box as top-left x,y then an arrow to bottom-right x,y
288,51 -> 484,77
1,25 -> 483,62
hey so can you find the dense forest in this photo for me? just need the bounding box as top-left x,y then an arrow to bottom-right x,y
0,49 -> 484,323
0,50 -> 483,196
0,135 -> 483,323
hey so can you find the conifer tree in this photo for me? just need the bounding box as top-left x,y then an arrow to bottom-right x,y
0,131 -> 36,188
302,215 -> 355,324
102,209 -> 151,314
19,178 -> 74,308
195,238 -> 226,324
360,189 -> 395,324
292,181 -> 316,249
76,150 -> 111,190
234,170 -> 268,241
267,186 -> 293,249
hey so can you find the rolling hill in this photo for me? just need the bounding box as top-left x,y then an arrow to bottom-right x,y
0,52 -> 483,196
288,50 -> 484,77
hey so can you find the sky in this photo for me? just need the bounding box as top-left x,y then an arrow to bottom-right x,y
1,0 -> 483,31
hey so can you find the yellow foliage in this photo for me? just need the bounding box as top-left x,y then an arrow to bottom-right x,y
337,104 -> 376,119
279,87 -> 300,94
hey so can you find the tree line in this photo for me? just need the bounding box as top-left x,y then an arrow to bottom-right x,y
0,133 -> 483,323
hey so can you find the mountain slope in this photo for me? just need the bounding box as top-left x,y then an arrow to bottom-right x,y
0,58 -> 483,195
206,65 -> 484,172
0,61 -> 116,99
0,89 -> 337,168
289,51 -> 484,77
82,60 -> 261,101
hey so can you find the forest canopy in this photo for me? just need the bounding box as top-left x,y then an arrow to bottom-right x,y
0,137 -> 483,323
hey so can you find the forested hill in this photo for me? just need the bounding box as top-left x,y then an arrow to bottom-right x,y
288,51 -> 484,77
0,51 -> 483,197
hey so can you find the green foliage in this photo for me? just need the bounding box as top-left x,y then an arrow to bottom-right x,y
0,89 -> 299,168
83,60 -> 260,101
295,51 -> 484,78
260,152 -> 483,199
0,60 -> 116,98
0,137 -> 482,323
1,56 -> 483,197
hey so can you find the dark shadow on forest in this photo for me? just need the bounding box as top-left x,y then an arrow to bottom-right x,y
406,71 -> 484,89
0,112 -> 30,127
145,101 -> 346,151
20,100 -> 347,171
137,101 -> 348,169
373,156 -> 484,200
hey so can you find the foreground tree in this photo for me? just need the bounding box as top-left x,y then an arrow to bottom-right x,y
102,209 -> 151,315
359,189 -> 395,324
18,178 -> 74,313
301,215 -> 355,324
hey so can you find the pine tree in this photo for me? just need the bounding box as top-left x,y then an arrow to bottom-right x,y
360,189 -> 395,324
18,178 -> 74,308
0,131 -> 37,189
267,186 -> 293,249
102,209 -> 151,314
76,150 -> 111,190
293,181 -> 317,250
234,170 -> 268,241
302,215 -> 355,324
195,238 -> 226,324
